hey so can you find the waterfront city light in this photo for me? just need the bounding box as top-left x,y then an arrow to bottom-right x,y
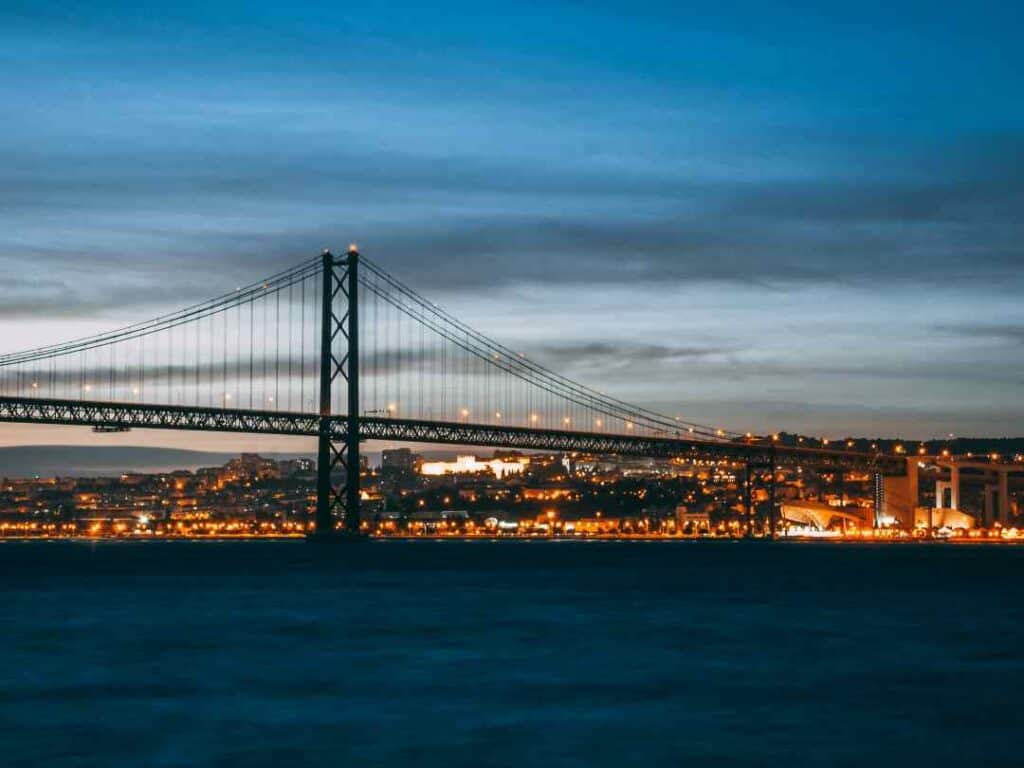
3,439 -> 1016,542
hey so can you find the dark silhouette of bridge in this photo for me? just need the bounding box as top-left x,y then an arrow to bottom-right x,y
0,247 -> 903,536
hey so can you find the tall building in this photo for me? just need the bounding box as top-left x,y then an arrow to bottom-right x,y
382,448 -> 415,475
381,448 -> 418,487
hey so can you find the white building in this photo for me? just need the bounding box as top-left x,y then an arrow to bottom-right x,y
420,454 -> 528,480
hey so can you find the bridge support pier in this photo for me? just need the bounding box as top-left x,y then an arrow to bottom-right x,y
314,246 -> 362,538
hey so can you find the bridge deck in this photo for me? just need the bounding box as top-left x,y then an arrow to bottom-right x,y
0,396 -> 904,473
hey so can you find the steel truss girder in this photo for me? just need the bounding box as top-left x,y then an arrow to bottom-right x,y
0,396 -> 323,436
353,416 -> 906,474
0,398 -> 903,476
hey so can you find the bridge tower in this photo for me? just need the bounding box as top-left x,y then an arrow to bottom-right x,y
315,246 -> 361,537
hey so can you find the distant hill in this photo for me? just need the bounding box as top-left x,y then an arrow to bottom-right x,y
775,434 -> 1024,457
0,445 -> 472,479
0,446 -> 312,479
3,435 -> 1024,479
16,434 -> 1021,480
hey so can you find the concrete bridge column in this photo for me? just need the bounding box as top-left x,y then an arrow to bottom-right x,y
984,484 -> 997,528
883,458 -> 919,527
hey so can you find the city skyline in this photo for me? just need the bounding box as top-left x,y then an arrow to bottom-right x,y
3,1 -> 1023,447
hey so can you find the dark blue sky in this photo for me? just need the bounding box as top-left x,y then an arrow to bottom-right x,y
2,1 -> 1022,448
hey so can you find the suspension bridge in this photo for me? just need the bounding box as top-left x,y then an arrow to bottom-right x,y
0,247 -> 903,536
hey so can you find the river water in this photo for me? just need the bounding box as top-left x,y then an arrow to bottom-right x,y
2,540 -> 1022,766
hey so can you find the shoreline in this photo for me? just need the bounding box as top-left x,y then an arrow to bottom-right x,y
2,534 -> 1023,545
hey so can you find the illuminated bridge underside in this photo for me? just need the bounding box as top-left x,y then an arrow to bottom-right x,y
0,397 -> 903,473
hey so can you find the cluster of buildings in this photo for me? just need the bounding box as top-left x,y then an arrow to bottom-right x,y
0,454 -> 315,538
1,447 -> 1021,540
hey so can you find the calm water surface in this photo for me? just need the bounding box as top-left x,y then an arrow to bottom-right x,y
1,540 -> 1022,767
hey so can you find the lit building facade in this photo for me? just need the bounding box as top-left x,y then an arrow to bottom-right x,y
419,454 -> 528,479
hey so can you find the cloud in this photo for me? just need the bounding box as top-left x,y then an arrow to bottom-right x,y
2,130 -> 1021,319
535,342 -> 731,370
932,323 -> 1024,345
